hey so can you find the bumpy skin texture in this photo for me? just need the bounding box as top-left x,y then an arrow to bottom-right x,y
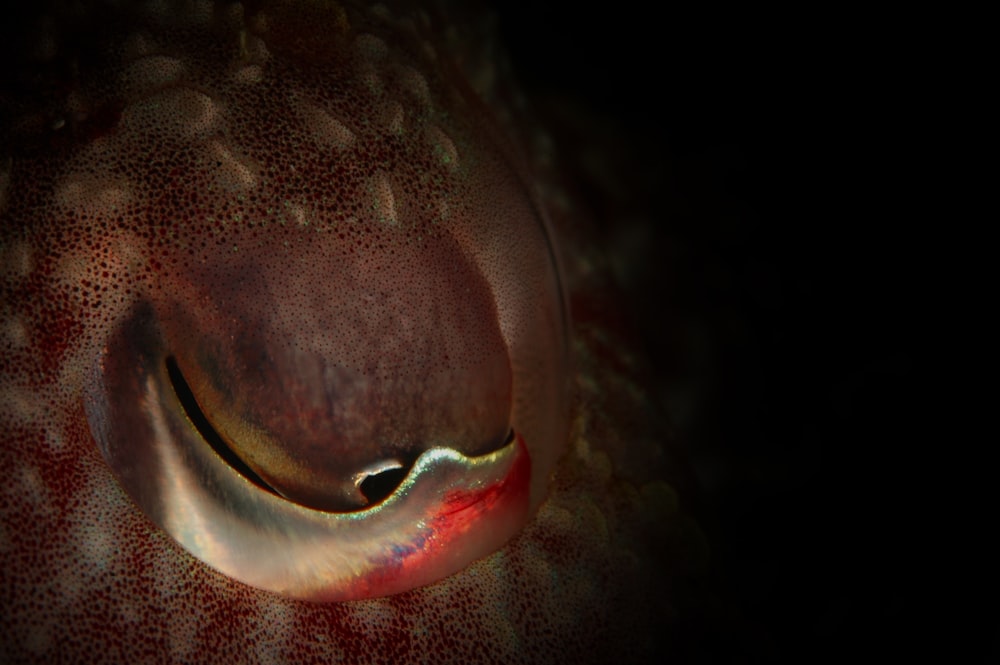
1,1 -> 695,662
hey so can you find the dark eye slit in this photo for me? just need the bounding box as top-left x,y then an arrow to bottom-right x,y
359,467 -> 409,505
166,355 -> 280,497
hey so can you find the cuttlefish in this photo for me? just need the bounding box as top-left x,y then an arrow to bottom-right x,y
1,1 -> 698,661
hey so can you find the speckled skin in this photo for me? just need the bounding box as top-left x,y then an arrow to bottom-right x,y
1,1 -> 695,662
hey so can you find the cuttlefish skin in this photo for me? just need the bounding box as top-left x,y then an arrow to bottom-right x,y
1,1 -> 694,662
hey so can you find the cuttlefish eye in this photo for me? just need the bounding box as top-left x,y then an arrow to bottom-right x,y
73,2 -> 569,601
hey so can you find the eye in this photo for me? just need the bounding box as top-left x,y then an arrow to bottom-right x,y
85,205 -> 566,602
80,5 -> 569,602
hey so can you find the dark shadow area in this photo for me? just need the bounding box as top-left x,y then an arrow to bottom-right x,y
494,3 -> 933,662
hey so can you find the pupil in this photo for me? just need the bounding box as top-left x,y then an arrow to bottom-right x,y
359,467 -> 409,505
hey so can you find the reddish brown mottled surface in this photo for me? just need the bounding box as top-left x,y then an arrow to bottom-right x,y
1,1 -> 697,662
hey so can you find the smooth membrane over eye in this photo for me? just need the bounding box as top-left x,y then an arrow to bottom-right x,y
77,3 -> 569,602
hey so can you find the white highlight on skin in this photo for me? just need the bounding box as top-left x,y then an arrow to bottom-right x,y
357,60 -> 383,95
1,315 -> 28,351
123,55 -> 185,99
0,384 -> 44,429
43,429 -> 65,453
294,94 -> 357,150
382,101 -> 405,135
126,88 -> 221,139
282,200 -> 307,227
17,466 -> 47,509
80,517 -> 117,573
54,177 -> 132,217
426,125 -> 459,168
372,173 -> 398,225
0,240 -> 32,281
241,34 -> 271,64
206,141 -> 259,192
234,63 -> 265,84
354,33 -> 389,61
399,65 -> 431,107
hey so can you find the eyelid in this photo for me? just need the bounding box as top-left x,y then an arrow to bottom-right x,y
87,306 -> 532,601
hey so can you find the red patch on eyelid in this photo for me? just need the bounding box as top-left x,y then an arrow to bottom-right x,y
352,436 -> 532,599
437,434 -> 532,520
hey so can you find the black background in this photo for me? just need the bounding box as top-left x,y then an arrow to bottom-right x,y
494,3 -> 936,663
